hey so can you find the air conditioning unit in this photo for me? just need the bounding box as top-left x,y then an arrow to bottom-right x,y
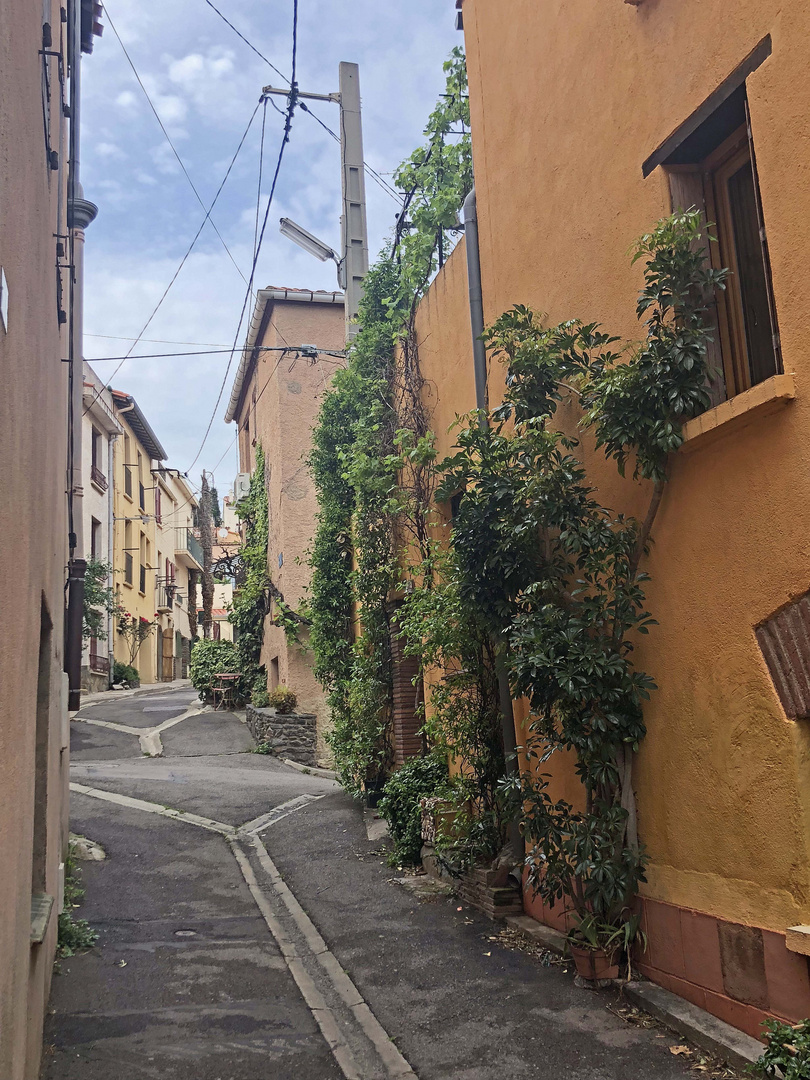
234,472 -> 252,502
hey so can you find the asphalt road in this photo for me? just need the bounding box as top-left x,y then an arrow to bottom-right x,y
42,686 -> 697,1079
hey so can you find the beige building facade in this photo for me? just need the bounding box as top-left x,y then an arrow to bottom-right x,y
226,288 -> 345,760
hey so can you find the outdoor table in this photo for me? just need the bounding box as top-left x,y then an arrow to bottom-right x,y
212,672 -> 239,711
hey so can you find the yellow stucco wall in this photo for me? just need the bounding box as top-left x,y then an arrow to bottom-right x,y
112,412 -> 159,684
413,0 -> 810,935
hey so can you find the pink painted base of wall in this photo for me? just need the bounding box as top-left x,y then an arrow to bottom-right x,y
522,884 -> 810,1040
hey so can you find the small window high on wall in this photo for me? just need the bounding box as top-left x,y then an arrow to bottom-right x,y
644,38 -> 781,407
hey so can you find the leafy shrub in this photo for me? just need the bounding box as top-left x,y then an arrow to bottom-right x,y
268,684 -> 297,714
252,671 -> 270,709
754,1018 -> 810,1079
378,753 -> 449,866
112,660 -> 139,686
189,639 -> 242,701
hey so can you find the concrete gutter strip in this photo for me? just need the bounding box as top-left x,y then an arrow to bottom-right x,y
283,758 -> 337,780
624,981 -> 763,1072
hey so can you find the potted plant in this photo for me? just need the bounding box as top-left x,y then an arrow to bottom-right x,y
566,911 -> 645,982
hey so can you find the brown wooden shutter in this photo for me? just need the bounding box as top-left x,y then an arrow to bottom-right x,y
668,167 -> 727,408
744,98 -> 782,375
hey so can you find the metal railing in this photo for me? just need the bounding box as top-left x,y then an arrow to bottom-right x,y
90,464 -> 108,491
89,651 -> 110,675
175,527 -> 203,567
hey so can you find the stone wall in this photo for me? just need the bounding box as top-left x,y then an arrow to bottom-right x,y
245,705 -> 317,767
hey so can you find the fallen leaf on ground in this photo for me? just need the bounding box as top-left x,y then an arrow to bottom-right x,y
670,1045 -> 691,1056
116,960 -> 127,968
483,951 -> 491,956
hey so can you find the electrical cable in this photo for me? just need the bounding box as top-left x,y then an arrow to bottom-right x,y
83,93 -> 263,417
197,0 -> 401,204
104,6 -> 253,288
186,0 -> 299,474
84,345 -> 346,362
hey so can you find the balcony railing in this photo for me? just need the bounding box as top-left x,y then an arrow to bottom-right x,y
89,651 -> 110,675
156,586 -> 174,612
90,464 -> 108,492
175,527 -> 204,570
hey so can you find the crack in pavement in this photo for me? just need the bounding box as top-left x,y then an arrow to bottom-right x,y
70,782 -> 417,1080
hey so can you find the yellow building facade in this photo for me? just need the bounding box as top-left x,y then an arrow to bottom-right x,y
111,392 -> 166,685
411,0 -> 810,1039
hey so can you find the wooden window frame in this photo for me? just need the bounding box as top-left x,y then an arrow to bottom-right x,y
667,121 -> 781,403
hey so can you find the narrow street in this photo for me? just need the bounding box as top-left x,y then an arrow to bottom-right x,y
43,687 -> 698,1080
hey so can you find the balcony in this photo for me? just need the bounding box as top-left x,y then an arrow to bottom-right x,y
89,650 -> 110,675
175,527 -> 203,571
90,464 -> 108,492
156,586 -> 174,613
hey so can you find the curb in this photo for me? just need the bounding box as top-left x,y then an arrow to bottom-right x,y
504,914 -> 567,956
79,680 -> 195,707
503,917 -> 762,1072
282,758 -> 338,780
623,981 -> 763,1072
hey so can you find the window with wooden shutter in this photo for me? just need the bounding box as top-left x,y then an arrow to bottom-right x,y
644,39 -> 780,408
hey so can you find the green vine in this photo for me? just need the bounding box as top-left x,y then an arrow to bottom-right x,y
230,445 -> 271,688
308,49 -> 472,799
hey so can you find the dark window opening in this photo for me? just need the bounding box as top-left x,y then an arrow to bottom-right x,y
663,88 -> 781,402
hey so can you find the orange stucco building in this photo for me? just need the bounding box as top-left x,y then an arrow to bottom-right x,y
412,0 -> 810,1039
226,287 -> 346,763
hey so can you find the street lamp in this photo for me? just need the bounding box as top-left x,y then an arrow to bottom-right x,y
279,217 -> 345,287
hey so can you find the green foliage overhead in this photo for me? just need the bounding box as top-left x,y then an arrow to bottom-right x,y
378,753 -> 449,866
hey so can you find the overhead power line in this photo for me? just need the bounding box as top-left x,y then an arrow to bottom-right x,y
83,94 -> 263,416
186,0 -> 300,474
199,0 -> 402,204
85,345 -> 347,362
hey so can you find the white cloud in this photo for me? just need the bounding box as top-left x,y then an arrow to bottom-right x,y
82,0 -> 461,477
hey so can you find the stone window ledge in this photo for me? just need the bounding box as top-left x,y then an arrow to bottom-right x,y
786,925 -> 810,956
680,373 -> 795,454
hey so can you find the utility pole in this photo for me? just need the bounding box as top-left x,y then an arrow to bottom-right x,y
263,62 -> 369,338
338,63 -> 369,336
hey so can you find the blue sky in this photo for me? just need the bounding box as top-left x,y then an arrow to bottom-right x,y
83,0 -> 460,491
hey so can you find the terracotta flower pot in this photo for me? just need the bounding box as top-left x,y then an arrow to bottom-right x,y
568,944 -> 620,982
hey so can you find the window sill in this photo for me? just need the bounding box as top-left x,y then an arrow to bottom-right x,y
90,479 -> 108,495
30,893 -> 54,944
123,580 -> 134,590
680,373 -> 795,453
786,925 -> 810,956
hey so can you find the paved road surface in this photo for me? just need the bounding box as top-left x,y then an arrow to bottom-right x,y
42,686 -> 697,1079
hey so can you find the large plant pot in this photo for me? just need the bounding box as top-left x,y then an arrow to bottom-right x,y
569,944 -> 619,982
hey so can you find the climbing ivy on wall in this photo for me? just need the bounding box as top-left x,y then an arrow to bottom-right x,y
308,49 -> 472,798
230,445 -> 271,693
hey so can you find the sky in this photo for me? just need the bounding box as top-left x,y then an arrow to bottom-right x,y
82,0 -> 460,493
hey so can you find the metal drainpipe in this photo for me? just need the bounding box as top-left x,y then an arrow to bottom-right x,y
64,0 -> 98,710
462,187 -> 519,786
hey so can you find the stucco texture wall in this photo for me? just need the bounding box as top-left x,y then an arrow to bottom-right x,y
0,0 -> 71,1073
234,295 -> 345,764
420,0 -> 810,947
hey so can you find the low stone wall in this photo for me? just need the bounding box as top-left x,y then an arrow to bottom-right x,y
245,705 -> 317,767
